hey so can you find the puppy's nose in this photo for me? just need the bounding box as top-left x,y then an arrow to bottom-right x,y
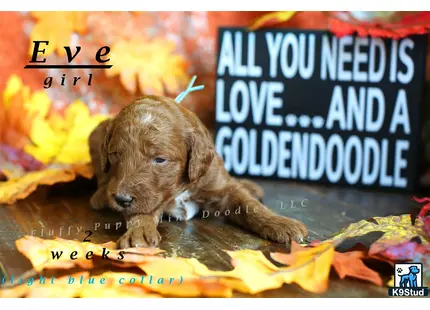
114,194 -> 133,207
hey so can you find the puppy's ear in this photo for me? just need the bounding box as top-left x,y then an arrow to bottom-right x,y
187,116 -> 215,184
100,122 -> 113,173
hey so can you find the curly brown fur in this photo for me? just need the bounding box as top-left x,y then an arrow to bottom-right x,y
88,95 -> 308,249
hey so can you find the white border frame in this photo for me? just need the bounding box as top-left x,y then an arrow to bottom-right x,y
1,2 -> 430,11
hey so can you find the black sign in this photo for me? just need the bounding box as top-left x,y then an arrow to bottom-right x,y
214,27 -> 428,191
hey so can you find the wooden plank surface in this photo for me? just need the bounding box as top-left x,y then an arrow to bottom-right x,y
0,177 -> 423,297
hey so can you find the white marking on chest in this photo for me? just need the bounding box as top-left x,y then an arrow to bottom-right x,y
166,190 -> 200,221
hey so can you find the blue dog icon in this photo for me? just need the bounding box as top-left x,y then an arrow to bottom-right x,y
399,266 -> 420,287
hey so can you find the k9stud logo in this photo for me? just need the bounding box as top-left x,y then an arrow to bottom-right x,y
388,263 -> 428,297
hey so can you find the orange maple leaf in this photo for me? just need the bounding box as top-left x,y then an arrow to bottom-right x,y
0,164 -> 94,205
0,75 -> 34,149
328,11 -> 430,39
3,236 -> 232,298
15,236 -> 163,272
0,75 -> 110,205
105,38 -> 189,95
0,272 -> 162,298
330,245 -> 394,286
271,241 -> 394,287
2,236 -> 395,298
2,236 -> 335,297
29,12 -> 88,57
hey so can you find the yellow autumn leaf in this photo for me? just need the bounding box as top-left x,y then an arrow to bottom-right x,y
1,75 -> 109,166
24,118 -> 67,162
24,100 -> 110,165
106,38 -> 189,95
192,245 -> 334,295
5,236 -> 231,298
0,75 -> 34,149
3,74 -> 24,105
24,90 -> 51,120
3,236 -> 337,297
0,76 -> 110,204
133,256 -> 233,297
189,250 -> 282,294
0,165 -> 93,205
78,274 -> 162,298
0,272 -> 162,298
250,11 -> 297,30
271,242 -> 335,294
387,276 -> 395,287
0,272 -> 89,298
103,271 -> 232,298
14,236 -> 163,271
329,214 -> 429,255
29,12 -> 88,57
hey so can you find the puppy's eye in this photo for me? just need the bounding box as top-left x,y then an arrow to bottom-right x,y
153,157 -> 167,164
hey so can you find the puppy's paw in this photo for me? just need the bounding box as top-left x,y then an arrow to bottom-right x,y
259,216 -> 308,244
90,189 -> 108,210
116,226 -> 161,249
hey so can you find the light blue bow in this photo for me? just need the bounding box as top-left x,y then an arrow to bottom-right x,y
174,75 -> 205,104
